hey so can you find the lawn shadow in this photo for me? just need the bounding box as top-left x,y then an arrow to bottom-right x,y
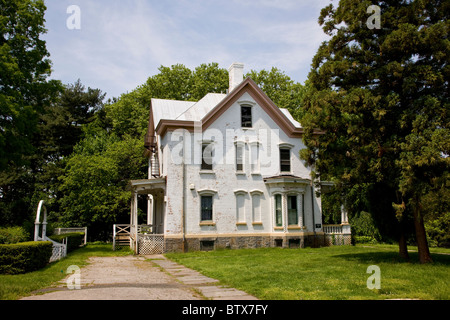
332,249 -> 450,265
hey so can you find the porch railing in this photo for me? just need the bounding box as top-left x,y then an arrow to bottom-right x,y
323,224 -> 343,234
113,224 -> 164,254
323,224 -> 352,246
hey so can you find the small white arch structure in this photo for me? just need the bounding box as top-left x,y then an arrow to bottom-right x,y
34,200 -> 67,262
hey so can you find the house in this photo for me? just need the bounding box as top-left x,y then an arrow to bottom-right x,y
119,63 -> 351,254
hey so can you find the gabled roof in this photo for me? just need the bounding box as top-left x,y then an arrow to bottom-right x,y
146,77 -> 322,149
176,93 -> 227,121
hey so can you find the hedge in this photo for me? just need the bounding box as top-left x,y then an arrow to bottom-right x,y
49,232 -> 85,252
0,241 -> 53,274
0,226 -> 29,244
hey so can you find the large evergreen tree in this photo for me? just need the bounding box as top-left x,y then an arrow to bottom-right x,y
300,0 -> 449,263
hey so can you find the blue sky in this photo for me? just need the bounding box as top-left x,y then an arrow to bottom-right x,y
43,0 -> 331,99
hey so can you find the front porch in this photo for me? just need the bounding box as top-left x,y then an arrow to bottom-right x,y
113,224 -> 165,255
114,178 -> 166,254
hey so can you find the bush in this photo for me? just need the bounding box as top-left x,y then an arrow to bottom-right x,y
0,226 -> 30,244
0,241 -> 53,274
49,232 -> 84,252
354,236 -> 378,244
350,211 -> 382,242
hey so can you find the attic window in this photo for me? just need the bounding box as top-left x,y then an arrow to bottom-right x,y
241,105 -> 252,128
280,148 -> 291,172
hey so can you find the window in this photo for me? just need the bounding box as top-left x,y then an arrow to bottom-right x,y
280,148 -> 291,172
201,143 -> 213,170
288,195 -> 298,225
275,194 -> 282,227
201,195 -> 213,221
241,105 -> 252,128
200,240 -> 215,251
236,143 -> 244,172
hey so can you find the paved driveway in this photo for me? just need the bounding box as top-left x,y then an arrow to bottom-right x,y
21,255 -> 257,300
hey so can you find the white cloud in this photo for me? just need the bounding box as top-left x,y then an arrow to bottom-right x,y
44,0 -> 332,98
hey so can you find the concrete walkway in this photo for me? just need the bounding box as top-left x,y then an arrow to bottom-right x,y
150,255 -> 258,300
21,255 -> 257,300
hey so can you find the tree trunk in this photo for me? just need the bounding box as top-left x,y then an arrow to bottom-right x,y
413,201 -> 433,264
398,220 -> 409,261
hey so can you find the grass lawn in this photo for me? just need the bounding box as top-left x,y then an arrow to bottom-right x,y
0,243 -> 132,300
165,244 -> 450,300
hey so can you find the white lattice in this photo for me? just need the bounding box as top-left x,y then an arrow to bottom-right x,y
49,243 -> 66,262
138,235 -> 164,255
325,234 -> 352,246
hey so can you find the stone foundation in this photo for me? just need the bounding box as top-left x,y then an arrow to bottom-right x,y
164,233 -> 327,253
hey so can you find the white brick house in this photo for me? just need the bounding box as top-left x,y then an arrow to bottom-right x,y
123,63 -> 351,254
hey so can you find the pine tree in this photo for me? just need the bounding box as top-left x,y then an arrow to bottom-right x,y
301,0 -> 449,263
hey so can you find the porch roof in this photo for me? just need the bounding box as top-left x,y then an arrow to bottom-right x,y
263,174 -> 311,184
128,178 -> 166,194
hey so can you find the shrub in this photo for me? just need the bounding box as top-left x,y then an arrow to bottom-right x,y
354,236 -> 378,244
0,241 -> 53,274
350,211 -> 382,242
49,232 -> 84,252
0,226 -> 30,244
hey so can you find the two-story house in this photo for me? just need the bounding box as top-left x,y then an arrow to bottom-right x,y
122,63 -> 350,254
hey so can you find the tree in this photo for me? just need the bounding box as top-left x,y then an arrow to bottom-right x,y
0,0 -> 60,171
247,67 -> 308,114
0,0 -> 61,229
300,0 -> 449,263
58,133 -> 147,240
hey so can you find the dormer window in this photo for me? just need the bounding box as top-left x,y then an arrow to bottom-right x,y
241,105 -> 252,128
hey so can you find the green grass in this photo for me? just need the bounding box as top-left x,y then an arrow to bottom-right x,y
0,243 -> 132,300
165,244 -> 450,300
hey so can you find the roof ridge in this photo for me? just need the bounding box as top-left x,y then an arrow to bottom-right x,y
175,92 -> 226,120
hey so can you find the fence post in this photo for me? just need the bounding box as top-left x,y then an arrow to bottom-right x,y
113,224 -> 116,251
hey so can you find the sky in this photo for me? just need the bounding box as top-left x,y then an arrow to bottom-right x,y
43,0 -> 332,100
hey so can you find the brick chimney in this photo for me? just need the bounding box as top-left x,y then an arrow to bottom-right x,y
228,62 -> 244,92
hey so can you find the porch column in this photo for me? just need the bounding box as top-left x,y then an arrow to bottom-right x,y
147,194 -> 153,226
341,204 -> 349,224
282,193 -> 288,232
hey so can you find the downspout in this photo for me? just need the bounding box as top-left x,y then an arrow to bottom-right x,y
181,134 -> 187,252
310,185 -> 316,247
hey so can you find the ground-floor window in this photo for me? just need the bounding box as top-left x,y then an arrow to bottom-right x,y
288,195 -> 298,225
275,194 -> 282,227
201,195 -> 213,221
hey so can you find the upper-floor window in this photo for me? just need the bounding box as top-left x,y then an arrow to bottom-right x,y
280,148 -> 291,172
236,143 -> 244,172
241,105 -> 252,128
201,143 -> 213,170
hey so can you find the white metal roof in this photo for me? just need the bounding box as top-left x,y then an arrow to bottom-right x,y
151,98 -> 195,125
280,108 -> 302,128
176,93 -> 227,121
